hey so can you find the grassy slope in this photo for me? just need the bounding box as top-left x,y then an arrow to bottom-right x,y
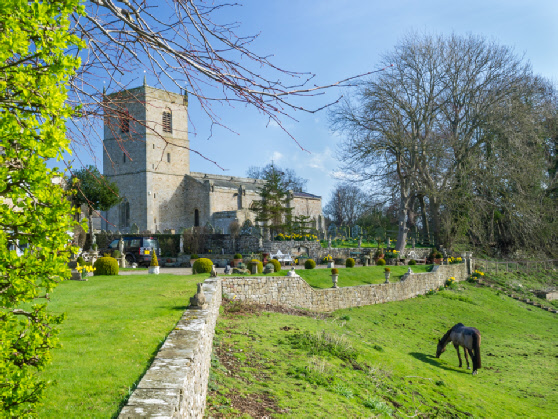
207,280 -> 558,418
36,273 -> 209,418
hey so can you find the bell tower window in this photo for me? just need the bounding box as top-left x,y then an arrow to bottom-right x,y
119,109 -> 130,133
120,200 -> 130,228
162,108 -> 172,133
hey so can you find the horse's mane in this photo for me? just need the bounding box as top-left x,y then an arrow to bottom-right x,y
440,323 -> 464,345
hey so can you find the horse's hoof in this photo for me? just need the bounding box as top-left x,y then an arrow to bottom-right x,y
472,371 -> 478,376
467,367 -> 471,370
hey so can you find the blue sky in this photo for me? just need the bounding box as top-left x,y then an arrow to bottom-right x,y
71,0 -> 558,203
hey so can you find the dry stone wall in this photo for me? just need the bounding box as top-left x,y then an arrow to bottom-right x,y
119,278 -> 221,418
222,264 -> 468,312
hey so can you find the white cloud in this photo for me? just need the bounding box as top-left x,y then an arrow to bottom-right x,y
271,151 -> 283,162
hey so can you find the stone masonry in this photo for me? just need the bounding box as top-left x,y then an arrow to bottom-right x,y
222,264 -> 468,312
119,278 -> 221,418
102,83 -> 325,235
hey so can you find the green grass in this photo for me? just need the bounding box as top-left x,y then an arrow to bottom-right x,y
206,276 -> 558,418
295,265 -> 433,288
35,273 -> 209,418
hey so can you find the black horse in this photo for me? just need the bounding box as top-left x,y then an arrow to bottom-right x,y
436,323 -> 482,375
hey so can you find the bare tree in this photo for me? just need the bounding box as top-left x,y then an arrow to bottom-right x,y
324,183 -> 365,228
332,32 -> 557,253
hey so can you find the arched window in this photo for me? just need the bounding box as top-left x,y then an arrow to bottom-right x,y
162,108 -> 172,133
120,199 -> 130,228
119,109 -> 130,133
194,209 -> 199,227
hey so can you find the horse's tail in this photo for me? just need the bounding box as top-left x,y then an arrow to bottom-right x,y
472,331 -> 481,369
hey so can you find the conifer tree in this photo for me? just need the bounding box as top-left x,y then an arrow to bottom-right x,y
250,165 -> 293,237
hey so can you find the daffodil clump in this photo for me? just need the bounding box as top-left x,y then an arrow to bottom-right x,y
468,270 -> 485,283
275,233 -> 318,241
445,276 -> 457,288
385,250 -> 399,259
76,263 -> 95,278
322,255 -> 333,263
448,256 -> 463,264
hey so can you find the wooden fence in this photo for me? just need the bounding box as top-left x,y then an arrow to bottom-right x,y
476,259 -> 558,274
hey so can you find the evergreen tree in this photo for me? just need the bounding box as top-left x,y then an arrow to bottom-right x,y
69,166 -> 121,245
250,165 -> 293,237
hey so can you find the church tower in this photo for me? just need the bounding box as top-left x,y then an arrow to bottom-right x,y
102,81 -> 190,232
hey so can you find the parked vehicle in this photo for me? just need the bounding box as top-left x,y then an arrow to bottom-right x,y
105,236 -> 160,267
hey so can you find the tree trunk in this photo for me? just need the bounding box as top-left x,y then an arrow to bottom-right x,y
429,196 -> 441,247
418,194 -> 430,244
88,207 -> 94,250
395,186 -> 412,253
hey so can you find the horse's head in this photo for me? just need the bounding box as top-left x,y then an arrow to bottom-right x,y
435,339 -> 446,358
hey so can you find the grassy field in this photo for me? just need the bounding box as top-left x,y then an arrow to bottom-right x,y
35,273 -> 210,418
295,265 -> 433,288
206,275 -> 558,418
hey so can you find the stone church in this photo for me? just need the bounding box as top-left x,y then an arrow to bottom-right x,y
102,82 -> 325,234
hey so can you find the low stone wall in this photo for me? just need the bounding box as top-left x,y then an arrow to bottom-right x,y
222,264 -> 468,312
119,278 -> 222,418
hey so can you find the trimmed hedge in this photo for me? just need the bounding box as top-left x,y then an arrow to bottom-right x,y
408,259 -> 417,266
94,257 -> 119,276
193,258 -> 213,273
376,258 -> 386,266
304,259 -> 316,269
345,257 -> 355,268
247,259 -> 263,274
233,253 -> 242,259
270,259 -> 281,273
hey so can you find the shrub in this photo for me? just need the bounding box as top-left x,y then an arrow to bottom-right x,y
76,256 -> 85,266
94,257 -> 119,276
345,258 -> 355,268
384,267 -> 391,273
190,253 -> 199,259
305,259 -> 316,269
193,257 -> 213,273
112,249 -> 121,258
270,259 -> 281,272
408,259 -> 417,265
150,252 -> 159,267
376,258 -> 386,266
233,253 -> 242,259
247,259 -> 263,274
331,268 -> 339,275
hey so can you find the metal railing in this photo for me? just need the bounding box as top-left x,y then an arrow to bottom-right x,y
476,259 -> 558,274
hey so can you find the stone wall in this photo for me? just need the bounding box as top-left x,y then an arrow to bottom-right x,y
222,264 -> 468,312
119,278 -> 221,418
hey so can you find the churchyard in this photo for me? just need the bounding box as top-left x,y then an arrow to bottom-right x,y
33,264 -> 558,417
